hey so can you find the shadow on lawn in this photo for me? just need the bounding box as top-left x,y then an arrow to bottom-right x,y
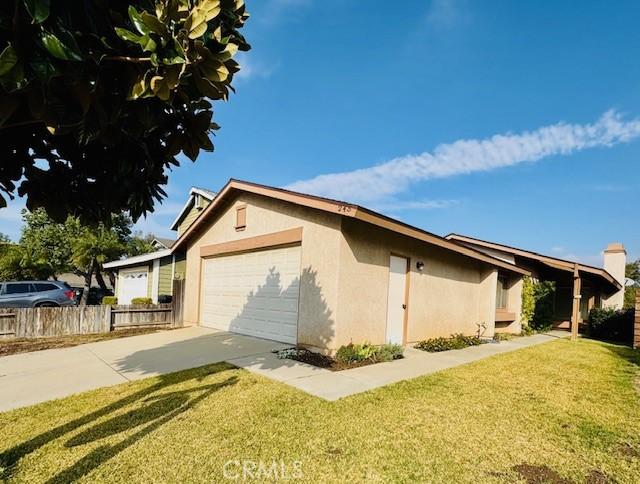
0,364 -> 238,482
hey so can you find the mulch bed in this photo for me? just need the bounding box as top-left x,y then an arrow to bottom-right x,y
280,349 -> 384,372
0,328 -> 167,357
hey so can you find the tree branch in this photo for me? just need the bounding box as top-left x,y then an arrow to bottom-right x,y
103,56 -> 153,63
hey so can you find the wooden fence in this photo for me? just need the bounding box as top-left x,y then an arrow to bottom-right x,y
634,291 -> 640,349
0,279 -> 186,340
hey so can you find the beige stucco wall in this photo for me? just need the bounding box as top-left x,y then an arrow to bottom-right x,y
183,192 -> 343,350
334,218 -> 499,347
184,194 -> 510,351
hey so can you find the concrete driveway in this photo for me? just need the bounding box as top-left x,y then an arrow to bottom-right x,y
0,327 -> 290,412
1,328 -> 569,412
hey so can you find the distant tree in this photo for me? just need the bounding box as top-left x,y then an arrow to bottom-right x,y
68,218 -> 125,304
624,259 -> 639,310
626,260 -> 640,284
126,232 -> 157,257
0,0 -> 249,224
20,209 -> 73,279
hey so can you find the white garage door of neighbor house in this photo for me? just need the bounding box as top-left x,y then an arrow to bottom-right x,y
119,271 -> 148,305
200,245 -> 301,344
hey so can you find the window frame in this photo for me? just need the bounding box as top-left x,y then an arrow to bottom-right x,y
496,274 -> 509,310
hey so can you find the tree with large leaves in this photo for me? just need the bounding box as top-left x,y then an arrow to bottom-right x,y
0,0 -> 249,223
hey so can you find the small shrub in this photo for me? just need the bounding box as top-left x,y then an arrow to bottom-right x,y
335,342 -> 404,364
520,325 -> 536,336
588,307 -> 634,343
102,296 -> 117,305
414,333 -> 483,352
130,297 -> 153,305
493,333 -> 514,342
372,343 -> 404,362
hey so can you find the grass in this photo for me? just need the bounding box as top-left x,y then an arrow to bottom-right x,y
0,329 -> 167,357
1,338 -> 639,482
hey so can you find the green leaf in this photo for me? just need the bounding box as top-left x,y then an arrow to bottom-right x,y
129,76 -> 146,100
40,33 -> 82,61
200,59 -> 228,82
140,12 -> 168,36
138,35 -> 157,53
150,75 -> 170,100
218,43 -> 238,61
115,27 -> 141,44
128,5 -> 151,36
0,44 -> 18,76
23,0 -> 50,24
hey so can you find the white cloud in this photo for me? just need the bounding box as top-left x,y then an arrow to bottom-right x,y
371,199 -> 460,212
235,52 -> 276,81
286,110 -> 640,203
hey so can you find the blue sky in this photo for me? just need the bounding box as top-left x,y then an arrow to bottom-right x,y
2,0 -> 639,266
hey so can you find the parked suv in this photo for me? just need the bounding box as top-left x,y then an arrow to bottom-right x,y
0,281 -> 77,308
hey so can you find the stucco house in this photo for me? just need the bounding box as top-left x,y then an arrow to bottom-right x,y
445,234 -> 625,333
104,187 -> 216,304
169,179 -> 535,352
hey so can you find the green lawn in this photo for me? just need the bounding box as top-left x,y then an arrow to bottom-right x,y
1,339 -> 639,483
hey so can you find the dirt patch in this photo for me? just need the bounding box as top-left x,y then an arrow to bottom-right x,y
512,464 -> 573,484
585,470 -> 616,484
618,442 -> 640,459
0,328 -> 169,357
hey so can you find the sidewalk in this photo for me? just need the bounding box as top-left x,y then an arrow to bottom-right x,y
230,331 -> 570,401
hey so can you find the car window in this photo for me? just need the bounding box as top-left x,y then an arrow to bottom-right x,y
35,283 -> 58,292
5,283 -> 32,294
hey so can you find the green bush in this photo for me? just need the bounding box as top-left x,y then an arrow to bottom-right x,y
373,344 -> 404,362
102,296 -> 117,305
624,287 -> 637,310
414,333 -> 483,352
531,281 -> 556,331
588,307 -> 634,343
130,297 -> 153,305
335,342 -> 404,364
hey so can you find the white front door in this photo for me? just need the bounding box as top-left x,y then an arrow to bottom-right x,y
386,255 -> 408,344
200,245 -> 301,344
119,270 -> 148,305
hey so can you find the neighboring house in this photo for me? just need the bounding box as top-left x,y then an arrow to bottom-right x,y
170,179 -> 534,352
445,234 -> 624,332
104,187 -> 216,304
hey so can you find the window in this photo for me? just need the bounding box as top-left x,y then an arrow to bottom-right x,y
35,283 -> 58,292
5,283 -> 33,294
235,205 -> 247,231
496,275 -> 508,309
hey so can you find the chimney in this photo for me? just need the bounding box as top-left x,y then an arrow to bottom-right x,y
603,242 -> 626,309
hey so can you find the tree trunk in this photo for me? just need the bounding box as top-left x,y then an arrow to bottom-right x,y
78,258 -> 95,306
106,270 -> 116,289
95,267 -> 109,292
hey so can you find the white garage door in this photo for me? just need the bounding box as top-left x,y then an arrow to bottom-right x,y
200,245 -> 301,344
119,270 -> 148,305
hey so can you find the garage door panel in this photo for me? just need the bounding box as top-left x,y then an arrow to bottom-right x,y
200,245 -> 301,344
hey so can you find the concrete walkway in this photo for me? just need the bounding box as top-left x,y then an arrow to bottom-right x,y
0,327 -> 568,411
232,331 -> 570,400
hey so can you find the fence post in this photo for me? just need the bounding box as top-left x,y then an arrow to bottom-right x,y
172,279 -> 185,328
634,290 -> 640,349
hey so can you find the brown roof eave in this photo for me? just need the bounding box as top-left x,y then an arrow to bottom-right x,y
172,179 -> 531,276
